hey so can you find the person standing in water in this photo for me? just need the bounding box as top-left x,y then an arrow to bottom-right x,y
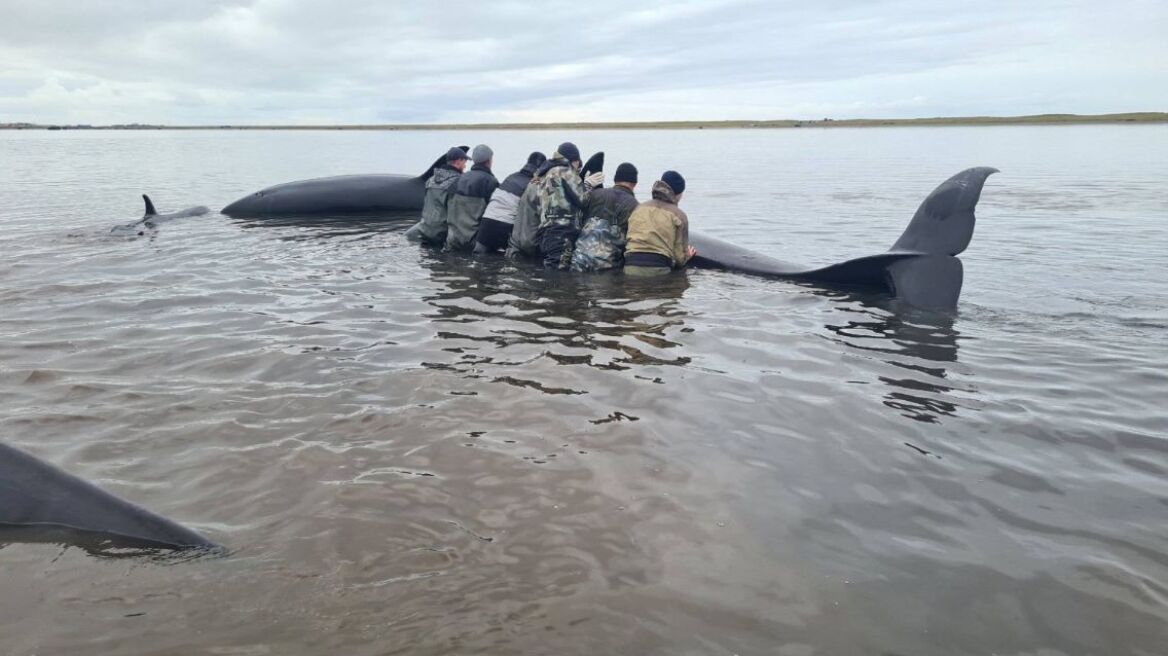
622,170 -> 697,275
535,142 -> 605,269
412,146 -> 467,246
475,151 -> 547,254
445,144 -> 499,252
570,162 -> 640,272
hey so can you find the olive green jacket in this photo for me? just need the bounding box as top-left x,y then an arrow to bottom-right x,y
624,181 -> 691,267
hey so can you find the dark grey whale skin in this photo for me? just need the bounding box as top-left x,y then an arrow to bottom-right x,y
222,173 -> 427,216
688,167 -> 998,310
221,150 -> 461,217
0,442 -> 220,551
221,149 -> 605,218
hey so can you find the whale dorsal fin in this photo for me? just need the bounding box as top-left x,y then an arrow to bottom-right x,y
419,146 -> 470,181
889,167 -> 997,256
142,194 -> 157,217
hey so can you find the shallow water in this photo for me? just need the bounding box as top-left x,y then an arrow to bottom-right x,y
1,126 -> 1166,655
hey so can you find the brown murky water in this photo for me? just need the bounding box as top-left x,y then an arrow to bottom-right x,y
1,127 -> 1166,655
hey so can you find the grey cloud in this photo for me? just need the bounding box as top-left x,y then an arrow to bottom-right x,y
0,0 -> 1164,124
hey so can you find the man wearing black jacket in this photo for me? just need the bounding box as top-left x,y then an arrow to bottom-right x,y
474,151 -> 547,254
570,162 -> 640,271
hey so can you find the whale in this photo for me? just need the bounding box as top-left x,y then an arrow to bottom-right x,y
0,441 -> 221,553
689,167 -> 998,309
222,148 -> 469,217
110,194 -> 210,236
220,150 -> 995,310
222,148 -> 605,219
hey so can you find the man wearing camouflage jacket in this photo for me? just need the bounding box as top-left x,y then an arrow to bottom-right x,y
535,141 -> 605,269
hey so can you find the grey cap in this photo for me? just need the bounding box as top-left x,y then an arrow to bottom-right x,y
471,144 -> 493,164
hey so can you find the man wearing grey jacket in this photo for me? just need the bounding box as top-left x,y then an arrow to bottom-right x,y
411,146 -> 467,246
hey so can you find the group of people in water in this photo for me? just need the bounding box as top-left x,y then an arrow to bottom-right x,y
408,142 -> 696,275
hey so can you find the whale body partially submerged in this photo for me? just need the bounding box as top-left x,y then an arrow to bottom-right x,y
689,167 -> 998,309
0,442 -> 220,553
110,194 -> 210,236
222,152 -> 996,310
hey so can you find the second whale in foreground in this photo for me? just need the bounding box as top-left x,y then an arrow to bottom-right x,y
0,442 -> 221,554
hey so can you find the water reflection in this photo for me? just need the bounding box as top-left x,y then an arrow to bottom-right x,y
418,251 -> 691,391
823,294 -> 967,425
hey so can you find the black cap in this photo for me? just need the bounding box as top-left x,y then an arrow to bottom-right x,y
662,170 -> 686,195
445,146 -> 468,162
527,151 -> 547,167
614,162 -> 638,184
557,142 -> 580,163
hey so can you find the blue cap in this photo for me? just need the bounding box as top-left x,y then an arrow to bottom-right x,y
662,170 -> 686,195
445,146 -> 469,162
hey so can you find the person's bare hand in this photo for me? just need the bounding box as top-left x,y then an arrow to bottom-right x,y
687,246 -> 697,259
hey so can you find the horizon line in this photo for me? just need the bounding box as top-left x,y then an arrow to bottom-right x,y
3,111 -> 1166,131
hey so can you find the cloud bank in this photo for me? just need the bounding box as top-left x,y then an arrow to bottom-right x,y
1,0 -> 1165,124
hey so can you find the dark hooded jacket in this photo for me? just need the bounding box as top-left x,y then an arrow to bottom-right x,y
583,185 -> 638,237
445,163 -> 499,251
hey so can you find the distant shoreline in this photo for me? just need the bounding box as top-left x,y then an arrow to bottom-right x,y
3,112 -> 1166,131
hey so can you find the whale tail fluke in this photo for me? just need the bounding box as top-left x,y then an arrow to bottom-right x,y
889,167 -> 998,256
582,152 -> 605,181
689,166 -> 997,310
142,194 -> 157,217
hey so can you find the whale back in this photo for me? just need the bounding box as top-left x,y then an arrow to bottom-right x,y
221,174 -> 426,216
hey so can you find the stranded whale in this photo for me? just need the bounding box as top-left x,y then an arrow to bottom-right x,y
0,441 -> 220,552
689,167 -> 998,309
222,149 -> 605,219
221,148 -> 471,216
221,151 -> 995,310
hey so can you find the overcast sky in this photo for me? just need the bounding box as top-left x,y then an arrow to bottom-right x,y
2,0 -> 1165,125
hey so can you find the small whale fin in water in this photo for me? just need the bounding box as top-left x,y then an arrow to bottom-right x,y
113,196 -> 209,235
